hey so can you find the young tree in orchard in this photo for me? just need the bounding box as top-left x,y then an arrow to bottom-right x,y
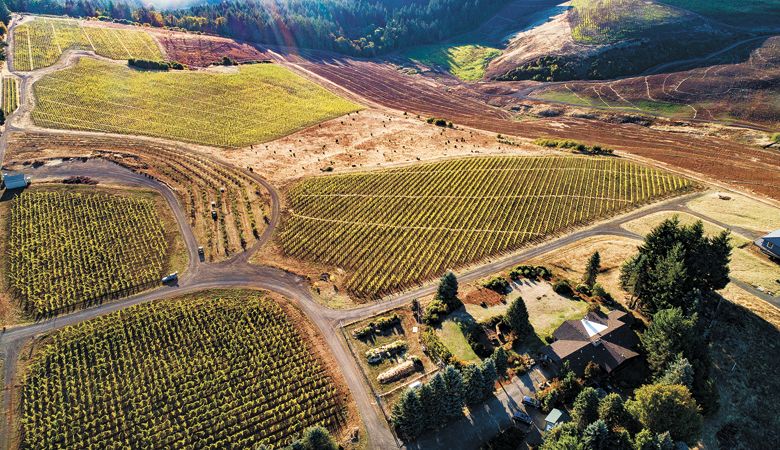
503,296 -> 531,337
392,389 -> 425,440
583,251 -> 601,287
626,384 -> 702,445
657,354 -> 694,389
442,365 -> 465,420
641,308 -> 699,375
572,387 -> 600,430
598,393 -> 630,431
436,271 -> 460,309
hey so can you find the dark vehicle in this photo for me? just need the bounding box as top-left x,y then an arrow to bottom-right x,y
512,411 -> 533,426
162,272 -> 178,284
522,396 -> 540,409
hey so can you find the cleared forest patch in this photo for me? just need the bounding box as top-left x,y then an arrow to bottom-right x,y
31,58 -> 361,147
405,44 -> 501,81
279,155 -> 694,300
11,17 -> 162,71
16,289 -> 349,449
152,30 -> 273,67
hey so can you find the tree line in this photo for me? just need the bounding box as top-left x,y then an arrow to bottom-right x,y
3,0 -> 510,56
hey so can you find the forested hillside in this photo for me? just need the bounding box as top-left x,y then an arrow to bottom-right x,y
3,0 -> 511,55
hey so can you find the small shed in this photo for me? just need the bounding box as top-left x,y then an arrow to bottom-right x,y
544,408 -> 564,431
1,171 -> 31,190
754,230 -> 780,260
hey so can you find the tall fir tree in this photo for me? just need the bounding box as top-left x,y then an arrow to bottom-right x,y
583,251 -> 601,287
428,372 -> 449,427
480,358 -> 497,398
572,387 -> 600,430
492,347 -> 509,379
462,364 -> 485,405
441,365 -> 465,420
504,296 -> 531,337
582,420 -> 610,450
391,388 -> 425,440
436,271 -> 460,309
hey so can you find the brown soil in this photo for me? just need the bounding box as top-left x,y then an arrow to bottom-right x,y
290,56 -> 780,201
150,29 -> 273,67
463,287 -> 504,307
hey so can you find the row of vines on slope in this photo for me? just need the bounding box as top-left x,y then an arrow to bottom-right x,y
7,132 -> 270,260
3,76 -> 19,116
19,290 -> 346,449
6,189 -> 169,318
279,156 -> 695,300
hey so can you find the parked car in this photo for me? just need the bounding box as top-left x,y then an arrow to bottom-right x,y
161,272 -> 178,284
522,396 -> 540,408
512,411 -> 533,426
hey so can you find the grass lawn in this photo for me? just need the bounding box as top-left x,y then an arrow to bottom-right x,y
687,191 -> 780,234
32,58 -> 361,147
437,318 -> 480,363
405,44 -> 501,81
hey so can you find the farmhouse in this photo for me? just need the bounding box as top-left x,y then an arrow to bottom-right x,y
1,171 -> 31,190
754,230 -> 780,260
544,310 -> 639,376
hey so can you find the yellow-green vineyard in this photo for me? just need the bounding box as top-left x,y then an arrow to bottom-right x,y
12,17 -> 162,71
280,156 -> 695,299
3,76 -> 18,116
6,189 -> 170,317
18,290 -> 345,449
31,58 -> 361,147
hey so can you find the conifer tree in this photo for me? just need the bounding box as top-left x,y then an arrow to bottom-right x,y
583,251 -> 601,287
442,365 -> 465,420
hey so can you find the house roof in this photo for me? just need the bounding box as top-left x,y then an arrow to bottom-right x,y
545,408 -> 563,423
545,310 -> 639,375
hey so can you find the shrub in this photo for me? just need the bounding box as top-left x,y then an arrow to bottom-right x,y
482,276 -> 510,294
553,279 -> 573,296
421,330 -> 454,365
422,299 -> 449,325
128,59 -> 170,71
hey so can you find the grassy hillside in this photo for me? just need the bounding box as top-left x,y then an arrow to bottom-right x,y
570,0 -> 683,44
405,44 -> 501,81
279,155 -> 694,300
31,58 -> 361,147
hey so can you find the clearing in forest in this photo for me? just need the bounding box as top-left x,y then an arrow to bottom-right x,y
405,44 -> 501,81
17,290 -> 347,449
31,58 -> 361,147
12,17 -> 162,71
6,187 -> 173,318
279,155 -> 695,300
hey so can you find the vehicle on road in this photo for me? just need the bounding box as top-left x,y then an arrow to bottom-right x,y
161,272 -> 178,284
522,396 -> 540,409
512,411 -> 533,426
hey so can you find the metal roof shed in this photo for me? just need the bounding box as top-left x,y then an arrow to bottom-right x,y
1,172 -> 30,190
545,408 -> 564,431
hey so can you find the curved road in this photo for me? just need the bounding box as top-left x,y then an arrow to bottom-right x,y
1,13 -> 778,450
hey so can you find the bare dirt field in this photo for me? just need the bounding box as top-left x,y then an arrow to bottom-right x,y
290,56 -> 780,201
151,30 -> 274,67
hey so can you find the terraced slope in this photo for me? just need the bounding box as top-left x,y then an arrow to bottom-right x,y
31,58 -> 361,147
12,17 -> 162,71
280,156 -> 694,299
18,290 -> 346,449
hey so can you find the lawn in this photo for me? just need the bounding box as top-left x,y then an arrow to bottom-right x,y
5,185 -> 180,318
437,319 -> 481,363
12,17 -> 162,71
31,58 -> 361,147
687,191 -> 780,234
16,290 -> 347,449
280,155 -> 694,300
621,211 -> 752,247
405,44 -> 501,81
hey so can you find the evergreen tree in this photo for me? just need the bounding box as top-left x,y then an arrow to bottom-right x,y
503,296 -> 531,337
301,426 -> 338,450
391,388 -> 425,440
480,358 -> 497,398
641,308 -> 699,375
436,271 -> 460,309
598,393 -> 629,431
492,347 -> 509,379
462,364 -> 485,405
540,423 -> 583,450
583,251 -> 601,287
582,420 -> 610,450
572,387 -> 600,430
657,354 -> 694,389
416,383 -> 435,431
441,365 -> 465,420
605,428 -> 633,450
428,372 -> 449,427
